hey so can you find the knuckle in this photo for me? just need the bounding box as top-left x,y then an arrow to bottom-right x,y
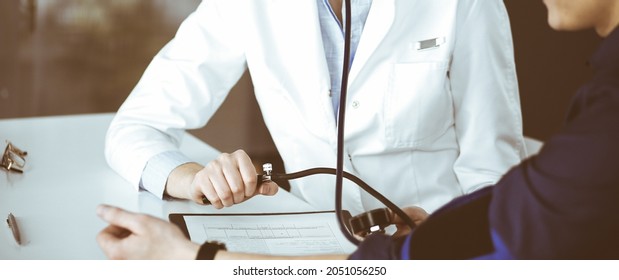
219,192 -> 233,202
205,162 -> 222,173
195,168 -> 208,178
243,173 -> 258,186
232,150 -> 250,161
220,155 -> 235,165
232,149 -> 246,156
231,189 -> 245,201
231,187 -> 244,196
216,152 -> 232,162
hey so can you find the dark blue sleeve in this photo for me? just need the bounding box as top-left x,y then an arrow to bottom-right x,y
350,86 -> 619,259
489,86 -> 619,259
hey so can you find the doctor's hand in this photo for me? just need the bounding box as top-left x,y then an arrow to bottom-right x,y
390,206 -> 429,237
165,150 -> 279,209
96,204 -> 199,260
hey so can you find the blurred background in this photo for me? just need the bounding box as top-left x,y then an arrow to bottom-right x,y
0,0 -> 602,166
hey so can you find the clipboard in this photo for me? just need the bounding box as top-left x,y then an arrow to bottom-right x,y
169,211 -> 356,255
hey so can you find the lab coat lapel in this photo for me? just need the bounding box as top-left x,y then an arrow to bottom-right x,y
348,0 -> 395,85
268,0 -> 337,133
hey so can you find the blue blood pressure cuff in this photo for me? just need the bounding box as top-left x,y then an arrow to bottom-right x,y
348,234 -> 407,260
404,186 -> 496,259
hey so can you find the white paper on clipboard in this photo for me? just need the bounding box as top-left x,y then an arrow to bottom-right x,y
170,211 -> 357,256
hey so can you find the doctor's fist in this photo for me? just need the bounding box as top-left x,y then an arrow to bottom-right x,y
165,150 -> 278,208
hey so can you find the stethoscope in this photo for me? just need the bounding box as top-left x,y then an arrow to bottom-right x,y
259,0 -> 416,245
203,0 -> 416,246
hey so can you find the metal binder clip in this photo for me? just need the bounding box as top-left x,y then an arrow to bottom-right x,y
1,141 -> 27,173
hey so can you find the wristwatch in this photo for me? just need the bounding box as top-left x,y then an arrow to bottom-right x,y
196,241 -> 227,260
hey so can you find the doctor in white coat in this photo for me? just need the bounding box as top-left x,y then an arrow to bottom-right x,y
106,0 -> 526,216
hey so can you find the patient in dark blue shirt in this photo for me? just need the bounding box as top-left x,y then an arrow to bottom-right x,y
351,0 -> 619,260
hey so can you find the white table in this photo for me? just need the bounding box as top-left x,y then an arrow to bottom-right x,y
0,113 -> 316,259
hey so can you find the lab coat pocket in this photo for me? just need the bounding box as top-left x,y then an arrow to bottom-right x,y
385,61 -> 452,148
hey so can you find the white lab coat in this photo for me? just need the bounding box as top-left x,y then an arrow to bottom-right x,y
106,0 -> 526,215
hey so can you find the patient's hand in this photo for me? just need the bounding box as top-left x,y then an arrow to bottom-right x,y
390,206 -> 429,237
96,204 -> 199,260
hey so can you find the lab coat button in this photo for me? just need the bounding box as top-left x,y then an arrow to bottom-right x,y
352,101 -> 360,109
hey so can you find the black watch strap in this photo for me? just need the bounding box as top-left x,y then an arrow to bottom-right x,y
196,241 -> 227,260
